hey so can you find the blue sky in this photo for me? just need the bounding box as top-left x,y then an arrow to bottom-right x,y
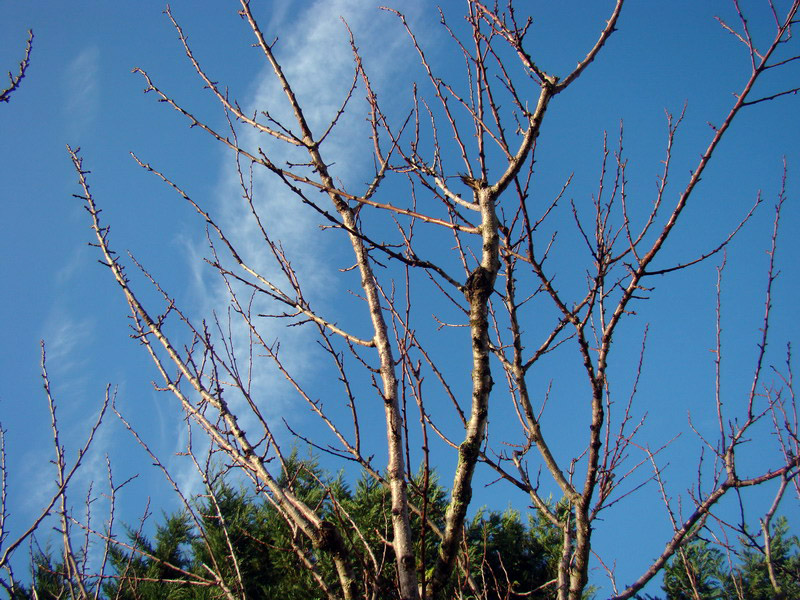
1,1 -> 799,596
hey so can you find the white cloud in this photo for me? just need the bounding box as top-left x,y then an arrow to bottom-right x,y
40,310 -> 94,388
55,245 -> 90,286
63,45 -> 100,137
214,3 -> 423,387
218,0 -> 426,305
162,0 -> 427,499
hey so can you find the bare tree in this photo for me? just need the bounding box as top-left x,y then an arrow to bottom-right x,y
65,2 -> 799,599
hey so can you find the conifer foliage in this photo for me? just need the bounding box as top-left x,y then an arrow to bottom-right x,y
18,455 -> 799,599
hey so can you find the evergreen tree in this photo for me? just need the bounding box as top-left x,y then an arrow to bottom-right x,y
104,513 -> 195,599
467,508 -> 560,599
90,454 -> 565,599
724,517 -> 800,600
32,452 -> 794,600
661,540 -> 725,600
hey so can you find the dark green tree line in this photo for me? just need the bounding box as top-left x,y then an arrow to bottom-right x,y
19,452 -> 798,599
20,452 -> 569,599
637,517 -> 800,600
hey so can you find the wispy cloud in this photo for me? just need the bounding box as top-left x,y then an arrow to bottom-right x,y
165,0 -> 424,492
40,310 -> 94,390
63,45 -> 100,137
17,323 -> 110,551
216,0 -> 425,386
55,245 -> 90,286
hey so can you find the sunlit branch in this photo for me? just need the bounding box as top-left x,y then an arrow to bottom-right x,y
0,30 -> 33,104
